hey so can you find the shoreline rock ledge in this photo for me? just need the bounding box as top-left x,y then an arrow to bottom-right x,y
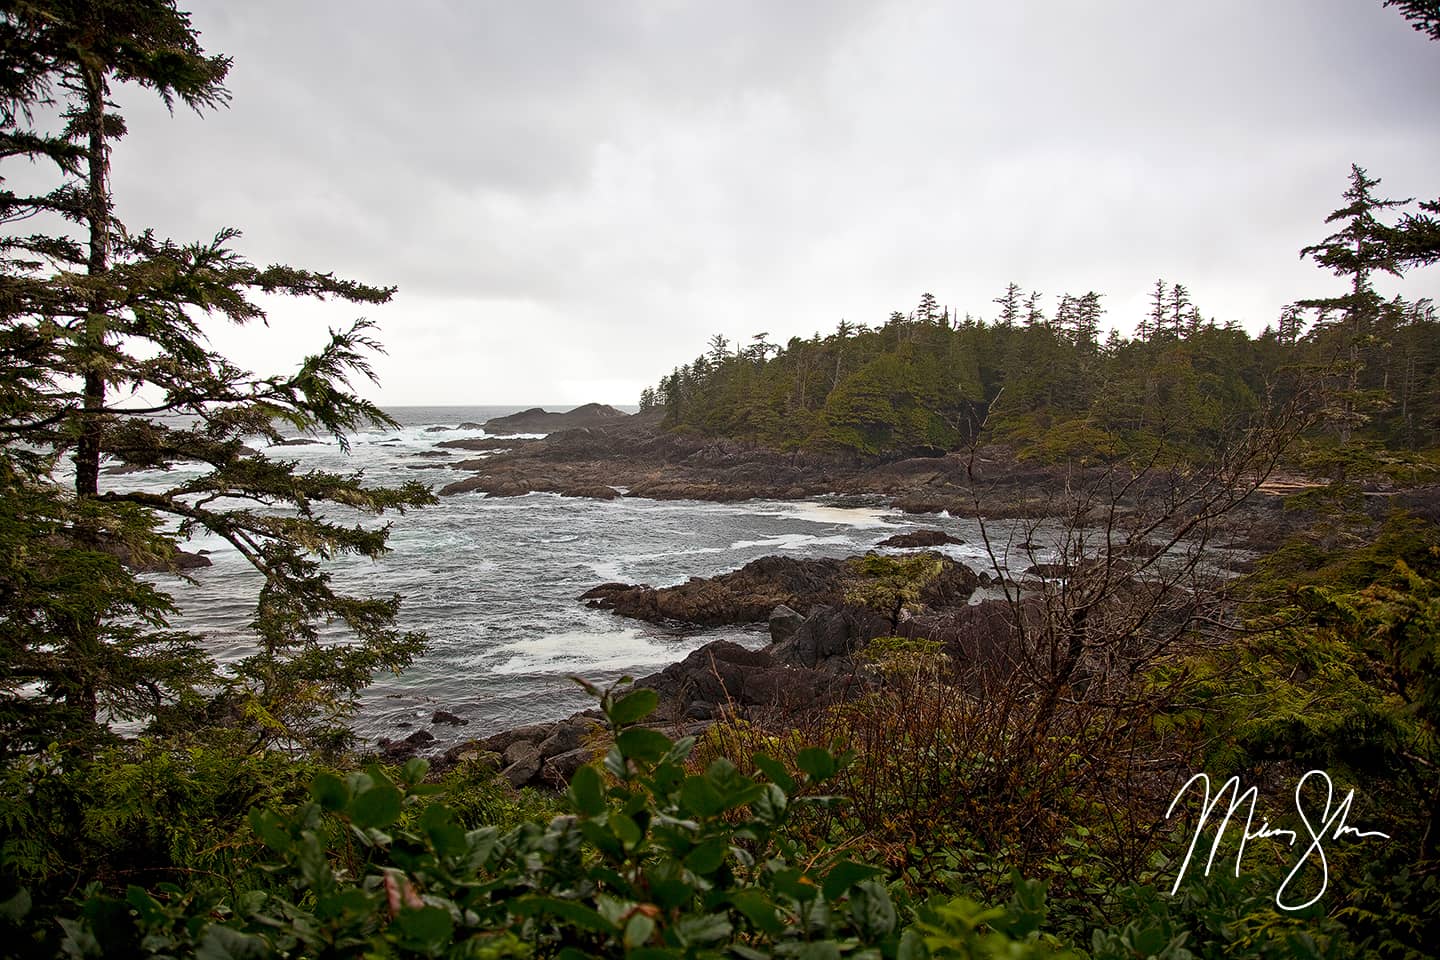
480,403 -> 630,435
400,550 -> 995,789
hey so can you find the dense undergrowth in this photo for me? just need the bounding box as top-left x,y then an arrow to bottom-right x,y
4,507 -> 1437,957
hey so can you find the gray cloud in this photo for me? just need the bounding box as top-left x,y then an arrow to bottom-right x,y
91,0 -> 1440,404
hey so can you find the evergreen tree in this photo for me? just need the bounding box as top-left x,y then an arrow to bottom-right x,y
1276,303 -> 1306,345
1384,0 -> 1440,40
1298,165 -> 1410,440
993,282 -> 1021,327
1022,290 -> 1046,328
1072,291 -> 1105,349
1139,278 -> 1167,342
0,1 -> 432,755
916,291 -> 940,324
1394,197 -> 1440,267
1166,283 -> 1192,340
1298,164 -> 1409,334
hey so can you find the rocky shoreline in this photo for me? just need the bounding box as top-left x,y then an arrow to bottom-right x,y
373,408 -> 1440,791
378,548 -> 1033,790
432,407 -> 1307,547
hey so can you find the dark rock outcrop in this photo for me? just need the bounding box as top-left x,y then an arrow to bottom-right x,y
580,556 -> 849,625
439,474 -> 621,499
770,606 -> 891,669
376,728 -> 437,763
636,640 -> 853,718
878,529 -> 964,548
100,540 -> 213,573
580,554 -> 980,627
482,404 -> 630,435
768,604 -> 805,643
439,715 -> 608,788
435,437 -> 535,451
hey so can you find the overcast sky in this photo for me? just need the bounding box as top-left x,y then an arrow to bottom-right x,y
102,0 -> 1440,407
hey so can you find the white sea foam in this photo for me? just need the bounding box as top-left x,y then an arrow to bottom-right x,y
729,533 -> 856,551
750,501 -> 895,528
488,627 -> 700,676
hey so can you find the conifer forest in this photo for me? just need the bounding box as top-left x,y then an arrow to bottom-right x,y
2,2 -> 1440,958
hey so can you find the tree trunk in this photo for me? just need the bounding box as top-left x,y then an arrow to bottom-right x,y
75,66 -> 111,502
67,65 -> 112,722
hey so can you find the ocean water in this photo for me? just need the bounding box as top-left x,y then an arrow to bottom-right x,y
122,405 -> 1051,748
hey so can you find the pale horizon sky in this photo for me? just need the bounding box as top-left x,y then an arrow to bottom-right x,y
92,2 -> 1440,405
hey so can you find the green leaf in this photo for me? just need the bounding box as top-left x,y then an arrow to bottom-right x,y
393,905 -> 454,952
663,735 -> 697,765
579,818 -> 625,858
511,896 -> 617,933
420,803 -> 468,859
611,688 -> 660,726
349,782 -> 403,829
822,859 -> 883,901
617,727 -> 673,764
796,747 -> 836,782
401,756 -> 430,784
612,812 -> 644,847
684,838 -> 729,875
751,752 -> 796,793
673,912 -> 733,946
753,783 -> 788,825
315,887 -> 375,921
0,886 -> 31,923
624,912 -> 657,949
680,774 -> 726,817
848,880 -> 898,939
729,890 -> 785,937
309,772 -> 349,811
248,808 -> 291,853
568,764 -> 607,816
897,928 -> 926,960
773,868 -> 820,904
196,925 -> 272,960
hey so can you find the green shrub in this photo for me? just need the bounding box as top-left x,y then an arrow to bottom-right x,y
20,679 -> 1088,958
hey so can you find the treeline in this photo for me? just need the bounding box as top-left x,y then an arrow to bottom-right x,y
641,168 -> 1440,461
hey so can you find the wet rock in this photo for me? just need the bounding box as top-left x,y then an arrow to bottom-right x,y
768,604 -> 805,643
685,700 -> 716,721
503,739 -> 540,766
542,747 -> 595,786
472,722 -> 557,756
559,483 -> 621,500
483,404 -> 630,434
435,437 -> 533,451
580,556 -> 850,626
99,539 -> 213,574
582,553 -> 980,627
375,728 -> 436,764
537,718 -> 602,758
432,710 -> 468,726
636,640 -> 834,716
501,744 -> 543,788
771,606 -> 891,669
878,529 -> 964,548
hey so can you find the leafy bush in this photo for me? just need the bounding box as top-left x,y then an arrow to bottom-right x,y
16,680 -> 1086,959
